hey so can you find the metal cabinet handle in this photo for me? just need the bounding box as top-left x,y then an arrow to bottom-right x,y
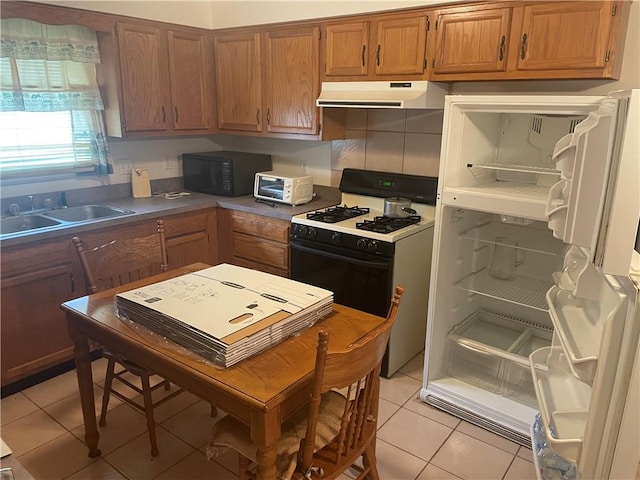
499,35 -> 506,61
266,108 -> 271,126
521,33 -> 528,60
161,106 -> 166,123
256,108 -> 260,125
174,106 -> 179,123
361,45 -> 366,66
376,44 -> 381,66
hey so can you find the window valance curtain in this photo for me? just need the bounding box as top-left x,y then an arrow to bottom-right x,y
0,18 -> 111,177
0,18 -> 104,111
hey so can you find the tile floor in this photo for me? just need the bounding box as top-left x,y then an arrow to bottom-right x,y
0,353 -> 634,480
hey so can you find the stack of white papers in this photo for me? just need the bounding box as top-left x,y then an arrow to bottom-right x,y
115,264 -> 333,367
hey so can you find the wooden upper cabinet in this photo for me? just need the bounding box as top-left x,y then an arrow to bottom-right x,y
374,16 -> 428,76
430,6 -> 511,76
213,26 -> 322,137
116,22 -> 170,133
322,14 -> 429,81
167,30 -> 212,131
514,1 -> 618,74
102,21 -> 213,136
264,26 -> 320,135
324,21 -> 369,77
213,32 -> 262,132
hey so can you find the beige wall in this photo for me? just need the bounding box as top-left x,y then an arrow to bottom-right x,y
40,0 -> 214,28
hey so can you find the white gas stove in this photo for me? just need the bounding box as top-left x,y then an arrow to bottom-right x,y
290,169 -> 438,377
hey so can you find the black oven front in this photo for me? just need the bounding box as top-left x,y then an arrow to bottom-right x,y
289,236 -> 394,318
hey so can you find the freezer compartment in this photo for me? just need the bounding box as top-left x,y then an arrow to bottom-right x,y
440,108 -> 589,219
529,346 -> 591,463
448,310 -> 552,407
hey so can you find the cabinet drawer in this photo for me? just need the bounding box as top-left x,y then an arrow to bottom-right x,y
231,256 -> 288,278
163,210 -> 212,236
230,210 -> 289,242
232,232 -> 288,269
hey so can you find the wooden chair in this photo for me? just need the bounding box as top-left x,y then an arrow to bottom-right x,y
208,286 -> 405,480
72,220 -> 216,457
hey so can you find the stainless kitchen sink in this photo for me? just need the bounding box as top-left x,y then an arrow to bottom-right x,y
43,204 -> 134,222
0,214 -> 63,234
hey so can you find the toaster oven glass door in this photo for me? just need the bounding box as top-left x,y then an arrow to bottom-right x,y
256,177 -> 285,201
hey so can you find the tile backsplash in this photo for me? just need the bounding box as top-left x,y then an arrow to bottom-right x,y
330,108 -> 443,186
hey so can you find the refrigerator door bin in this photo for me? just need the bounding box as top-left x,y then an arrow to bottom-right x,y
454,269 -> 553,311
529,346 -> 592,463
547,277 -> 626,385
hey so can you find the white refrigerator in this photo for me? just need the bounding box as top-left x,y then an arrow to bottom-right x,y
421,91 -> 640,479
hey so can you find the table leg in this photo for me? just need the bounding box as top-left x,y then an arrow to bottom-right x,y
67,317 -> 101,458
250,408 -> 281,480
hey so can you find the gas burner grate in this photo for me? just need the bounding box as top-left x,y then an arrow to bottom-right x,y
356,215 -> 421,233
306,205 -> 370,223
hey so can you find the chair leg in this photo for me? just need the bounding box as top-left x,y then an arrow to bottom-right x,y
99,358 -> 116,427
140,373 -> 160,457
238,455 -> 250,480
210,404 -> 217,417
363,443 -> 379,480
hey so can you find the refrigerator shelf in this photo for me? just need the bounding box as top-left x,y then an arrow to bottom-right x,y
529,347 -> 591,463
460,221 -> 565,256
467,162 -> 560,176
449,310 -> 552,367
455,269 -> 553,311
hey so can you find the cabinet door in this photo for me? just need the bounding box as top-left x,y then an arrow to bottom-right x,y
167,30 -> 212,131
324,21 -> 369,77
374,16 -> 427,76
164,210 -> 218,267
516,1 -> 613,72
432,7 -> 511,75
264,26 -> 320,135
117,22 -> 170,132
213,32 -> 262,132
1,264 -> 75,385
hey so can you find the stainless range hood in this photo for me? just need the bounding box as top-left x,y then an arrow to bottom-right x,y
316,81 -> 449,109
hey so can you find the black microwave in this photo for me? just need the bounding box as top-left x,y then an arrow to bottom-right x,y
182,151 -> 272,197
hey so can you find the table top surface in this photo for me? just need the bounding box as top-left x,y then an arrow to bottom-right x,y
61,263 -> 386,411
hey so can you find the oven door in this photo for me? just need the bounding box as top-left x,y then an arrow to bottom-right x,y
290,239 -> 393,317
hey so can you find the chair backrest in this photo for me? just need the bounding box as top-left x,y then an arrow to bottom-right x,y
72,220 -> 169,294
298,285 -> 404,475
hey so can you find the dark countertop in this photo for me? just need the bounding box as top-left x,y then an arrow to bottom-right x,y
0,185 -> 341,248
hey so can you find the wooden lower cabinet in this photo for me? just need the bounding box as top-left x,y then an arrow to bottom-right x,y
218,209 -> 290,278
0,207 -> 218,386
164,209 -> 218,268
1,237 -> 76,386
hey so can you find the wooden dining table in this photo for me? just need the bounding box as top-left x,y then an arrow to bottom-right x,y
61,263 -> 386,480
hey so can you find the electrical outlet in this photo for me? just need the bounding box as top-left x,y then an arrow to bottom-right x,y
162,154 -> 173,170
117,156 -> 133,176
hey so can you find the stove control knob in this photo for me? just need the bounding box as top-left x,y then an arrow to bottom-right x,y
356,238 -> 368,250
307,227 -> 317,239
367,240 -> 378,251
330,232 -> 341,244
296,225 -> 307,237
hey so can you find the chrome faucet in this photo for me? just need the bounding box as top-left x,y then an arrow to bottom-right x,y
27,195 -> 35,212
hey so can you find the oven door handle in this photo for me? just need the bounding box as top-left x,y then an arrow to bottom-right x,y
290,242 -> 390,269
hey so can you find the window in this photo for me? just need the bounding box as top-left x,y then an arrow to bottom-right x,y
0,110 -> 99,177
0,18 -> 110,179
